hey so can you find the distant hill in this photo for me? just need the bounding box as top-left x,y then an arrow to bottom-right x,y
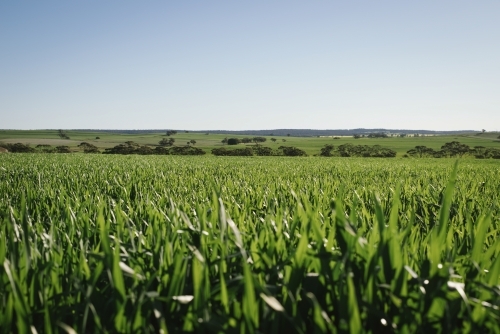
71,128 -> 477,136
196,129 -> 476,136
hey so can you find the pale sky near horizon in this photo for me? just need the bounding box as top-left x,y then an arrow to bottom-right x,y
1,1 -> 499,131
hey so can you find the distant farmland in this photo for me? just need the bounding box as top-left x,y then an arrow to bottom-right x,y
0,129 -> 499,156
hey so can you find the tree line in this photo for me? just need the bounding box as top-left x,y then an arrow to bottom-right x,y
0,143 -> 73,153
212,145 -> 307,156
103,141 -> 205,155
405,141 -> 500,159
221,137 -> 269,145
2,140 -> 498,158
319,144 -> 397,157
0,141 -> 206,155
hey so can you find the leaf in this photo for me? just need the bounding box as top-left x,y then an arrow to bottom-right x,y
260,293 -> 284,312
172,295 -> 194,304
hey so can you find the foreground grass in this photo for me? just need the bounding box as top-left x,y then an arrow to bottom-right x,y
0,155 -> 499,333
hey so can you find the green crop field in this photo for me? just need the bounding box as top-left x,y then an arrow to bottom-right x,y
1,154 -> 499,333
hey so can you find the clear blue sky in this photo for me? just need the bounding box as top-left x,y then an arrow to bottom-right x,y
1,1 -> 499,131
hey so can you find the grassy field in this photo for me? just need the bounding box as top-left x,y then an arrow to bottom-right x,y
0,154 -> 499,333
1,130 -> 499,156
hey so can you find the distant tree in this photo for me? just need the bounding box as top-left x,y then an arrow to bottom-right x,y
55,146 -> 71,153
58,129 -> 70,139
104,142 -> 141,155
105,142 -> 168,155
212,147 -> 253,156
0,143 -> 35,153
166,130 -> 178,136
241,137 -> 252,143
135,146 -> 154,155
185,131 -> 189,133
252,146 -> 275,156
154,146 -> 170,155
189,140 -> 196,145
367,132 -> 388,138
336,143 -> 396,157
227,138 -> 241,145
320,144 -> 335,157
170,146 -> 205,155
35,144 -> 54,153
337,144 -> 354,157
78,142 -> 100,153
488,148 -> 500,159
270,138 -> 277,143
221,137 -> 228,145
278,146 -> 307,156
333,137 -> 340,139
282,139 -> 286,142
440,141 -> 471,157
471,146 -> 487,158
467,146 -> 500,159
406,146 -> 435,158
159,138 -> 175,146
353,134 -> 361,139
482,129 -> 486,133
252,137 -> 267,144
287,134 -> 290,137
95,137 -> 100,139
399,134 -> 407,138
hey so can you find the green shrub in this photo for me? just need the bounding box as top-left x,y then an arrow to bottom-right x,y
227,138 -> 241,145
278,146 -> 307,156
212,147 -> 253,156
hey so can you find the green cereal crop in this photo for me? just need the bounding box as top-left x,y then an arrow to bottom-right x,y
0,155 -> 499,333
